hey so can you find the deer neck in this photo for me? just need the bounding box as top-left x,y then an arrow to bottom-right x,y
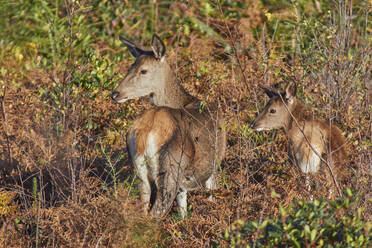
284,99 -> 306,132
151,64 -> 196,108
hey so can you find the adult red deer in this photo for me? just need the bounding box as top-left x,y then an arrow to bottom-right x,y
111,35 -> 226,218
251,83 -> 347,196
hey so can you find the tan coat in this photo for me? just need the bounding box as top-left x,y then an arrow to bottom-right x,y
111,35 -> 226,218
251,84 -> 346,191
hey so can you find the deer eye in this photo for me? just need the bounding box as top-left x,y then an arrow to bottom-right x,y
140,69 -> 147,75
270,109 -> 276,114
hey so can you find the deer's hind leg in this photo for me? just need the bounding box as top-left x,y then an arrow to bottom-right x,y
149,167 -> 179,218
150,142 -> 190,218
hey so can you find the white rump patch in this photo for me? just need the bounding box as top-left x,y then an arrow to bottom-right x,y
129,131 -> 158,165
145,132 -> 159,180
297,151 -> 321,173
145,132 -> 158,158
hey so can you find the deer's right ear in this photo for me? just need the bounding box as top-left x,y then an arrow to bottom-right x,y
151,34 -> 166,61
260,86 -> 278,98
119,36 -> 145,58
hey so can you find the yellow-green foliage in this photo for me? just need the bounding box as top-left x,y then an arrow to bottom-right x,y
0,190 -> 17,216
224,190 -> 371,247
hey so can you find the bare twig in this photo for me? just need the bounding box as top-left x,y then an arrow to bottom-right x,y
216,1 -> 249,89
1,86 -> 12,165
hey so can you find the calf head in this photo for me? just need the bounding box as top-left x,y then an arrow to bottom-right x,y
251,83 -> 297,131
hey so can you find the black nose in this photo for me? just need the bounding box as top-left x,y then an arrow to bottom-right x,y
111,91 -> 119,100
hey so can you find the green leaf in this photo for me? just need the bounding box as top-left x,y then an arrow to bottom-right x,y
310,229 -> 317,241
279,204 -> 287,216
260,220 -> 268,229
345,188 -> 353,197
271,190 -> 281,199
292,237 -> 301,248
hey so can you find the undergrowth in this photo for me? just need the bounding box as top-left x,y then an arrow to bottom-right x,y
224,189 -> 371,247
0,0 -> 370,247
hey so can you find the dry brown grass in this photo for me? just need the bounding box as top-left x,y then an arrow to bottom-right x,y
0,2 -> 370,247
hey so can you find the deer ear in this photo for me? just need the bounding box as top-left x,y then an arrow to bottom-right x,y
260,85 -> 278,98
285,82 -> 297,104
119,36 -> 146,58
151,34 -> 166,61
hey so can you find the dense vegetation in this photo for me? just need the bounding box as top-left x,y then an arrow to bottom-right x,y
0,0 -> 370,247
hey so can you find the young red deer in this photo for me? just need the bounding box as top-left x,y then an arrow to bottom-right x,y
111,35 -> 226,218
251,83 -> 347,195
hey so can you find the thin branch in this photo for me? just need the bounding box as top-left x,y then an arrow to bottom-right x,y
1,86 -> 12,165
217,1 -> 249,89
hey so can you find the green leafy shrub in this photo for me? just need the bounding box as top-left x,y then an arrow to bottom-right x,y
223,189 -> 371,247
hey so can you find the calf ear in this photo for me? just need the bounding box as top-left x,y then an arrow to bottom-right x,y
119,36 -> 147,58
151,34 -> 166,61
285,82 -> 297,104
260,85 -> 278,98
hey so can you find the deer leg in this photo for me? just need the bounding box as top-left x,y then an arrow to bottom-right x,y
140,180 -> 151,212
305,174 -> 313,201
326,168 -> 335,199
205,174 -> 216,201
150,170 -> 178,218
150,147 -> 181,218
176,189 -> 187,219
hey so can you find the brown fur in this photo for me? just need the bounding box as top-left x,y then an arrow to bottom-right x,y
126,104 -> 225,217
286,99 -> 346,170
129,108 -> 177,156
129,104 -> 224,185
251,84 -> 347,194
112,35 -> 226,218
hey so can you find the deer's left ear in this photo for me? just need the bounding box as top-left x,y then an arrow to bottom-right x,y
151,34 -> 166,61
260,85 -> 278,98
120,36 -> 147,58
285,82 -> 296,104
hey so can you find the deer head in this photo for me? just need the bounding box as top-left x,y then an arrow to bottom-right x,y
250,82 -> 297,131
111,34 -> 170,103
